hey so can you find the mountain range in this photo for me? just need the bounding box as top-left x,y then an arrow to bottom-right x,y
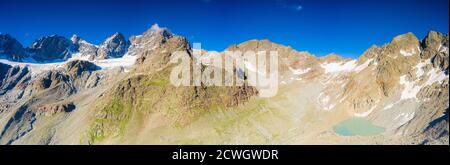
0,24 -> 448,144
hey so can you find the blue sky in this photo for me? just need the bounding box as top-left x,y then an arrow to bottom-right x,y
0,0 -> 448,58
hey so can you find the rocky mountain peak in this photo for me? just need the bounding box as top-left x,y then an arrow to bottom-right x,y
134,35 -> 190,71
375,32 -> 422,62
110,32 -> 123,39
0,34 -> 27,61
421,31 -> 449,71
149,24 -> 163,32
319,53 -> 345,63
128,24 -> 174,57
27,35 -> 72,62
225,39 -> 301,59
391,32 -> 420,45
96,32 -> 128,59
232,39 -> 276,50
422,31 -> 449,54
147,24 -> 173,38
358,45 -> 381,62
71,34 -> 80,44
70,34 -> 98,60
387,32 -> 421,57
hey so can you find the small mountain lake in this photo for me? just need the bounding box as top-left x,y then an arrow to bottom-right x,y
333,118 -> 385,136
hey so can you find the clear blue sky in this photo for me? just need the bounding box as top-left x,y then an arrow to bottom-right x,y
0,0 -> 448,58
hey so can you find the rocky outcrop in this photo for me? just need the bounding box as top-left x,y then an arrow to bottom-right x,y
0,34 -> 27,61
30,70 -> 73,95
65,60 -> 98,78
96,32 -> 128,59
421,31 -> 449,72
0,62 -> 30,95
358,45 -> 381,62
0,62 -> 11,83
135,35 -> 190,73
65,60 -> 101,89
27,35 -> 72,62
29,60 -> 101,95
70,35 -> 99,60
128,24 -> 173,57
375,33 -> 422,96
33,102 -> 75,116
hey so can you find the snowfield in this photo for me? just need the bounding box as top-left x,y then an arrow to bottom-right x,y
0,53 -> 137,77
399,75 -> 422,100
289,67 -> 311,75
0,56 -> 67,77
321,60 -> 357,73
399,47 -> 421,57
321,58 -> 373,74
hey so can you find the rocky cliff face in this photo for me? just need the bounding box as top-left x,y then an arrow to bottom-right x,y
0,25 -> 448,145
96,33 -> 129,59
0,34 -> 27,61
128,24 -> 173,57
70,35 -> 99,60
27,35 -> 72,62
0,63 -> 30,96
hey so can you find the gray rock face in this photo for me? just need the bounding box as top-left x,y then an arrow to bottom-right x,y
65,60 -> 101,89
422,31 -> 449,56
0,62 -> 30,95
65,60 -> 98,77
96,32 -> 128,59
71,35 -> 99,60
0,34 -> 27,61
134,35 -> 189,72
358,45 -> 381,61
128,24 -> 173,56
31,70 -> 71,92
32,102 -> 76,116
421,31 -> 449,72
27,35 -> 72,62
0,62 -> 10,81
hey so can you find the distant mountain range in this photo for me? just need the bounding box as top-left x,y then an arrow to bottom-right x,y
0,32 -> 128,62
0,24 -> 448,144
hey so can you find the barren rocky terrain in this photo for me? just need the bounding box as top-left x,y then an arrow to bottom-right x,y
0,24 -> 448,144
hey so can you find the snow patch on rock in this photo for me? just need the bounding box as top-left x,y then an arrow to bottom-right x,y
354,105 -> 377,117
399,63 -> 448,101
383,103 -> 394,110
0,52 -> 137,77
321,60 -> 357,73
321,59 -> 373,74
393,112 -> 415,128
93,53 -> 136,69
0,58 -> 65,77
424,67 -> 448,86
399,47 -> 419,57
354,59 -> 373,72
399,75 -> 422,100
289,67 -> 311,75
415,60 -> 429,78
438,44 -> 448,53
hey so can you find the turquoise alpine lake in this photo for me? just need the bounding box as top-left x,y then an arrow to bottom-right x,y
333,118 -> 385,136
